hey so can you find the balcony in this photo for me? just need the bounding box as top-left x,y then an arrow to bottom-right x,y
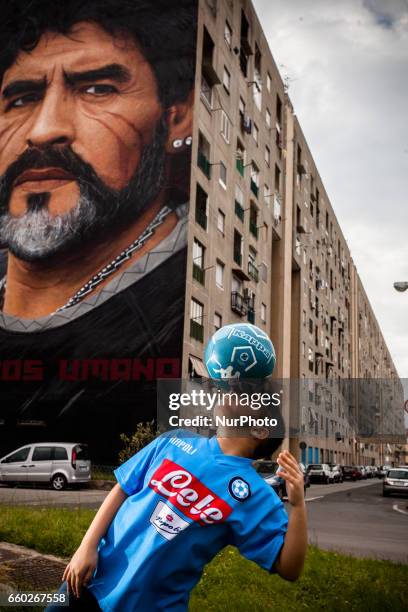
248,260 -> 259,282
247,308 -> 255,324
233,250 -> 242,266
249,220 -> 258,239
197,151 -> 211,179
231,292 -> 247,316
234,200 -> 244,221
195,207 -> 207,230
250,179 -> 259,198
190,319 -> 204,342
236,158 -> 244,176
192,263 -> 205,285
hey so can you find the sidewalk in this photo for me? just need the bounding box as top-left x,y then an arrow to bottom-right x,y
0,542 -> 67,594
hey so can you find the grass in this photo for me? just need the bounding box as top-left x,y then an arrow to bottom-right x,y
0,506 -> 407,611
91,465 -> 116,481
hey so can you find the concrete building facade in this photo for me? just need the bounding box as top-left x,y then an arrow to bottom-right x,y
182,0 -> 404,465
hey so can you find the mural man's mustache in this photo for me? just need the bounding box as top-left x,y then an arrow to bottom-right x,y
0,117 -> 168,262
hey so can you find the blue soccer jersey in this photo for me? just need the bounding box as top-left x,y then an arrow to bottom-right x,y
87,431 -> 288,611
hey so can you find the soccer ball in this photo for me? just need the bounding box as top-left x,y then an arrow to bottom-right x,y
204,323 -> 276,379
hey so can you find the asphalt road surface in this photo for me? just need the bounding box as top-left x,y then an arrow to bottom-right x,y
298,480 -> 408,563
1,480 -> 407,563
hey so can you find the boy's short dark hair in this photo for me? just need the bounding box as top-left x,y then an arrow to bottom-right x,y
0,0 -> 197,108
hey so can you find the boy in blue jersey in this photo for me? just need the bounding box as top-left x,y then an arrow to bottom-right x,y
46,423 -> 308,612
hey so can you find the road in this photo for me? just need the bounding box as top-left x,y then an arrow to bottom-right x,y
1,480 -> 407,563
294,480 -> 408,563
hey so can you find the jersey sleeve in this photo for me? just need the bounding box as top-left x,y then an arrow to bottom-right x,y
114,435 -> 166,496
232,488 -> 288,572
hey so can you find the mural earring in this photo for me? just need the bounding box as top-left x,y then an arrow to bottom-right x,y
172,139 -> 183,149
184,136 -> 193,146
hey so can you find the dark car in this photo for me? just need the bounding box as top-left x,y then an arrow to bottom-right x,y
254,460 -> 307,500
340,465 -> 361,481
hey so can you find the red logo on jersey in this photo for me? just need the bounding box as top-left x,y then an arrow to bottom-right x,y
149,459 -> 232,524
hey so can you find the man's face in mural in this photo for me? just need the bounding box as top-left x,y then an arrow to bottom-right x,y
0,22 -> 169,262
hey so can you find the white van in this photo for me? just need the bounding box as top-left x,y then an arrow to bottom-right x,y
0,442 -> 91,490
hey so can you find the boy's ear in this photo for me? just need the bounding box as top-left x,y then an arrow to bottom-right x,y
251,426 -> 269,441
164,90 -> 194,154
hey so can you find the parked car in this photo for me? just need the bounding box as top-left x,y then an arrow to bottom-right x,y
306,463 -> 332,484
254,460 -> 308,500
365,466 -> 376,479
0,442 -> 91,490
378,465 -> 391,479
382,467 -> 408,497
299,462 -> 311,488
340,465 -> 361,481
328,464 -> 343,483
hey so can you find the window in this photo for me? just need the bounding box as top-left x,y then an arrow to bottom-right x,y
253,44 -> 262,111
274,164 -> 281,192
265,145 -> 270,167
32,446 -> 53,461
261,302 -> 267,323
266,72 -> 272,92
4,447 -> 30,463
195,183 -> 208,230
233,230 -> 243,266
236,139 -> 245,175
308,348 -> 314,372
219,162 -> 227,189
220,110 -> 231,144
214,312 -> 222,331
302,309 -> 307,326
302,341 -> 306,357
250,162 -> 259,197
192,239 -> 205,284
198,131 -> 211,178
253,122 -> 259,145
235,184 -> 244,221
224,20 -> 232,48
200,73 -> 212,108
239,96 -> 246,117
260,261 -> 268,282
54,447 -> 68,460
223,66 -> 231,93
249,203 -> 258,238
217,209 -> 225,235
216,260 -> 224,288
265,108 -> 271,128
190,298 -> 204,342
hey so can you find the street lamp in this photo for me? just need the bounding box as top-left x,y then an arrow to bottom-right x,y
393,282 -> 408,292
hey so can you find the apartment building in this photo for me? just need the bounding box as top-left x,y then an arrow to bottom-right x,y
182,0 -> 404,465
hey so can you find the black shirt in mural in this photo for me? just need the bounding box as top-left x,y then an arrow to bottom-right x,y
0,246 -> 186,463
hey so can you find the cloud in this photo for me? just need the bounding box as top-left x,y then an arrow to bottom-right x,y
253,0 -> 408,377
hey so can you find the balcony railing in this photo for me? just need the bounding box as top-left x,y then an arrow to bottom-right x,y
250,179 -> 259,198
231,292 -> 247,316
234,200 -> 244,221
236,158 -> 244,176
248,260 -> 259,282
192,263 -> 205,285
249,220 -> 258,239
197,150 -> 211,179
190,319 -> 204,342
195,207 -> 207,230
233,250 -> 242,266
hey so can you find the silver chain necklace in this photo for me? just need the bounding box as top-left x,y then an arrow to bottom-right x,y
0,204 -> 173,314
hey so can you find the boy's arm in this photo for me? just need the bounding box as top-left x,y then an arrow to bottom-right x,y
272,450 -> 308,581
62,483 -> 128,597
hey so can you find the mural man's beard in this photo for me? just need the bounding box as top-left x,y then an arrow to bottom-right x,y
0,117 -> 168,263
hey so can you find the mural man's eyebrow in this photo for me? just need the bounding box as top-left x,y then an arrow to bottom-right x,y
2,78 -> 46,99
64,63 -> 132,85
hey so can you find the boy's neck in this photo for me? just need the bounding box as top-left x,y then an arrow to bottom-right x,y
216,436 -> 256,458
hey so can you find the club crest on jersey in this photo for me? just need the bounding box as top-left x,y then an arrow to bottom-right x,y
228,477 -> 251,502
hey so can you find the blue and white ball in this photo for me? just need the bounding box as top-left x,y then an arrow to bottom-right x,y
204,323 -> 276,379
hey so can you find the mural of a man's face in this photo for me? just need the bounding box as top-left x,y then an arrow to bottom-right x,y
0,22 -> 169,262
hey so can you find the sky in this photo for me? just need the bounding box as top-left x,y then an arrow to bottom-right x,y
253,0 -> 408,383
